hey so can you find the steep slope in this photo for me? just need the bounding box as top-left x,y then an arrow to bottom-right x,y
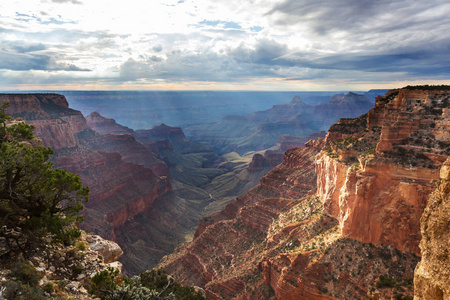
186,92 -> 374,154
84,111 -> 284,265
0,94 -> 193,275
414,157 -> 450,299
86,111 -> 134,135
160,86 -> 450,299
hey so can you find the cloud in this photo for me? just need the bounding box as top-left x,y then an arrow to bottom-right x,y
47,0 -> 82,4
0,51 -> 90,71
1,0 -> 450,89
267,0 -> 450,37
8,42 -> 47,53
228,39 -> 291,66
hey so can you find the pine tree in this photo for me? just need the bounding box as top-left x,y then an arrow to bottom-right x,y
0,102 -> 89,246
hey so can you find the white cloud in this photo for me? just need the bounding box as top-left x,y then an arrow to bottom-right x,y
0,0 -> 449,90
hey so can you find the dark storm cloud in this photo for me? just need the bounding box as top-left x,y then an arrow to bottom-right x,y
280,38 -> 450,75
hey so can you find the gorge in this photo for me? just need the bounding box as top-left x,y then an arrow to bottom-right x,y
0,86 -> 449,299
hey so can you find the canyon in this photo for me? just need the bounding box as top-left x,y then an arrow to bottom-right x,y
186,92 -> 374,154
1,87 -> 447,299
159,86 -> 450,299
0,92 -> 317,275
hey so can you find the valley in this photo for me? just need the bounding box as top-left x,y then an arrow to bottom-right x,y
0,90 -> 374,276
0,86 -> 449,299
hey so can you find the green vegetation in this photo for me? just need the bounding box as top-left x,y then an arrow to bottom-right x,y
10,261 -> 41,287
2,261 -> 46,300
0,102 -> 89,247
89,268 -> 205,300
376,275 -> 396,288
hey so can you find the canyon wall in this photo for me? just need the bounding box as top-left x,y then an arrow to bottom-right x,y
161,87 -> 450,299
414,158 -> 450,299
0,94 -> 184,274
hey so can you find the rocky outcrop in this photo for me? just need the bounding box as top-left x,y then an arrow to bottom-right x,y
0,230 -> 123,299
316,153 -> 434,255
247,151 -> 284,173
316,88 -> 449,255
86,111 -> 134,135
86,234 -> 123,264
414,157 -> 450,299
0,93 -> 87,151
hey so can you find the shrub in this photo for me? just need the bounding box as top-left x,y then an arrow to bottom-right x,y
89,267 -> 120,297
376,275 -> 396,288
72,265 -> 84,277
42,281 -> 54,293
10,261 -> 41,287
3,281 -> 47,300
76,241 -> 86,251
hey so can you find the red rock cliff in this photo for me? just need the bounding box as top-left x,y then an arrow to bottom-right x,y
317,88 -> 449,255
160,87 -> 449,300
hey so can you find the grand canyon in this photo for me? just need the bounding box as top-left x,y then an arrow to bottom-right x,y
0,86 -> 449,299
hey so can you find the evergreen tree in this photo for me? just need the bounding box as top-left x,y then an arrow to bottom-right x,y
0,102 -> 88,245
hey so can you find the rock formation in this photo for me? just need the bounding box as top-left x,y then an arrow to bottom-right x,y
186,92 -> 374,154
0,230 -> 123,299
86,111 -> 134,135
414,157 -> 450,299
160,86 -> 450,299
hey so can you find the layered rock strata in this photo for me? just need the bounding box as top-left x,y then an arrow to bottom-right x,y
160,87 -> 450,299
0,94 -> 182,274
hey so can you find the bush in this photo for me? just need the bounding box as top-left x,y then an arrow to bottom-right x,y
376,275 -> 396,288
42,281 -> 54,293
89,267 -> 120,297
3,281 -> 47,300
76,241 -> 86,251
72,265 -> 84,277
10,261 -> 41,287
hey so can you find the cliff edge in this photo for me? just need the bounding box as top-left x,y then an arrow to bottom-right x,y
414,157 -> 450,299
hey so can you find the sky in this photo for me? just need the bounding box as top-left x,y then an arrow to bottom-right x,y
0,0 -> 449,91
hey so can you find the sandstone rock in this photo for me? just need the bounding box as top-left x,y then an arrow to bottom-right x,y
87,234 -> 123,263
414,157 -> 450,299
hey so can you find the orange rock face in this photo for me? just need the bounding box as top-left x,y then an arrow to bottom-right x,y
317,154 -> 435,255
414,158 -> 450,299
316,88 -> 450,255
